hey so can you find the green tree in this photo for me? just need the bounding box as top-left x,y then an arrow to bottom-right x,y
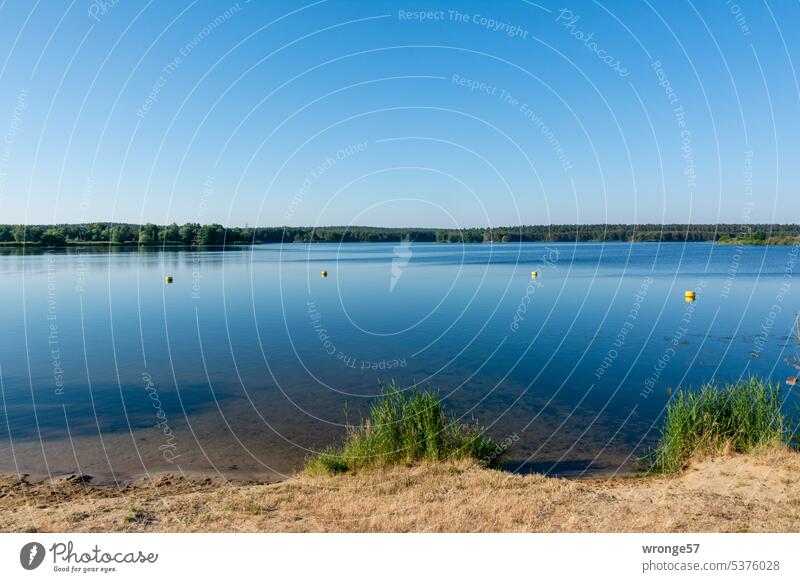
89,223 -> 108,241
111,224 -> 132,243
179,223 -> 199,244
40,227 -> 67,246
197,223 -> 225,245
161,222 -> 181,243
238,227 -> 253,243
12,224 -> 27,243
138,223 -> 158,245
13,225 -> 43,243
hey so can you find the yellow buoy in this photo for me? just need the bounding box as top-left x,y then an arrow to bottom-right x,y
531,271 -> 538,278
684,290 -> 695,302
165,276 -> 173,284
321,270 -> 328,278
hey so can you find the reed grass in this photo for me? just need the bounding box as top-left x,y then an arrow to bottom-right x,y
646,377 -> 788,474
306,381 -> 503,475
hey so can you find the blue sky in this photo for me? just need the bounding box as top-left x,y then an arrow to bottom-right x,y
0,0 -> 797,228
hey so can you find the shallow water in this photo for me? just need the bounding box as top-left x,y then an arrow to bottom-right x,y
0,242 -> 798,482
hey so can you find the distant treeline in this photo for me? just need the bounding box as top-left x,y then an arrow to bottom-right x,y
1,223 -> 799,246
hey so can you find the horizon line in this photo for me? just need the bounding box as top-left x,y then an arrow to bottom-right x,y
5,222 -> 798,229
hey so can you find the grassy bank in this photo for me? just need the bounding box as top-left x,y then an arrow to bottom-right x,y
647,378 -> 790,474
306,383 -> 502,475
716,234 -> 800,246
3,449 -> 799,532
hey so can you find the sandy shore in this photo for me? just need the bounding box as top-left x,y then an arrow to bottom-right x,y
1,449 -> 799,532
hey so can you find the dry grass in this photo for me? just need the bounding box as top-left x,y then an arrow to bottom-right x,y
2,448 -> 799,532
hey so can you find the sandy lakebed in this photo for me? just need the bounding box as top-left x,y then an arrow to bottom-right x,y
1,448 -> 799,533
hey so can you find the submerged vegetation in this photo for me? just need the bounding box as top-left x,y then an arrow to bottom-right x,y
3,222 -> 800,246
306,382 -> 503,475
646,378 -> 791,474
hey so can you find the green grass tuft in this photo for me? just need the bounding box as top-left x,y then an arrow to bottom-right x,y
306,381 -> 505,475
646,377 -> 789,474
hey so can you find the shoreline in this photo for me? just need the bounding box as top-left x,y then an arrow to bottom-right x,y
0,467 -> 286,488
0,455 -> 632,489
1,239 -> 796,250
2,449 -> 798,532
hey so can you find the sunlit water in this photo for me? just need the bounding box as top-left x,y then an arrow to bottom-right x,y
1,242 -> 798,482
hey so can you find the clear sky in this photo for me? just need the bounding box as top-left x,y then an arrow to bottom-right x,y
0,0 -> 797,228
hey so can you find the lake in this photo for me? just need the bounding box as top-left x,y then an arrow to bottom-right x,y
1,242 -> 798,483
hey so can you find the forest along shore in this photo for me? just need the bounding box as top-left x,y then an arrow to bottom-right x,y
2,223 -> 799,246
1,449 -> 798,533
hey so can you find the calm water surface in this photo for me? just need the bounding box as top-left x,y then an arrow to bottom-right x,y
1,242 -> 798,481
